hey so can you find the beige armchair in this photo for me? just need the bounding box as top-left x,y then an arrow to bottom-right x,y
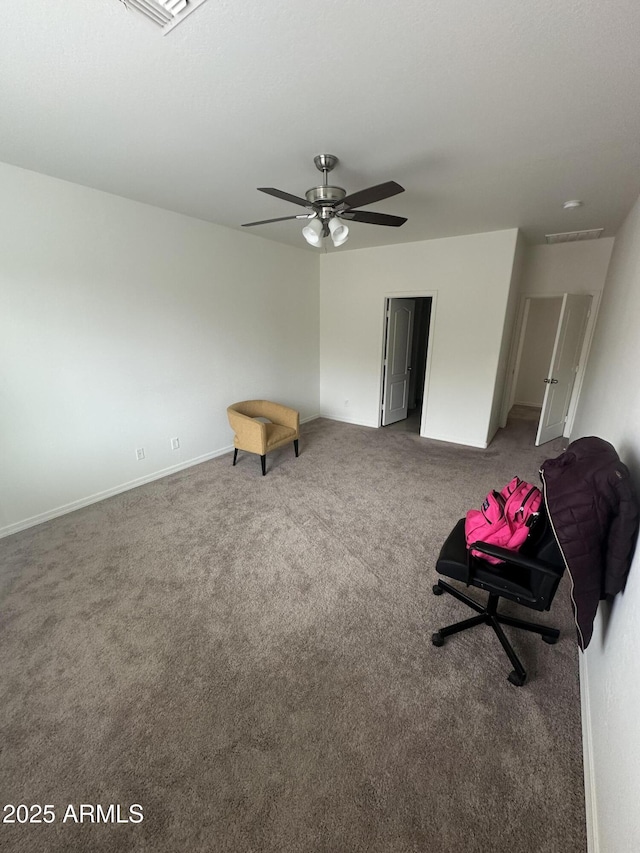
227,400 -> 300,476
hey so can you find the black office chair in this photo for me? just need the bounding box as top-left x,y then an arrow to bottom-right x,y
431,508 -> 565,685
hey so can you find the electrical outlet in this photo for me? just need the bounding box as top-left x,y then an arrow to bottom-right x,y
136,448 -> 145,461
171,437 -> 180,451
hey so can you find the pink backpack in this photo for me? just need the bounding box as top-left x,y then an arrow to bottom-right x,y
464,476 -> 542,565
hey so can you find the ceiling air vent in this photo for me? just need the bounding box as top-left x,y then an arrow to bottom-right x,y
545,229 -> 604,244
120,0 -> 208,35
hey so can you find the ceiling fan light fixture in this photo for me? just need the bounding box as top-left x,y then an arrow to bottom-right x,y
329,216 -> 349,247
302,216 -> 323,246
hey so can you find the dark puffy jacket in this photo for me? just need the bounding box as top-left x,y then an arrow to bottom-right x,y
540,436 -> 638,650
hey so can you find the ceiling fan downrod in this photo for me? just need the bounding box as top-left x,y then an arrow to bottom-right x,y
313,153 -> 338,181
306,154 -> 346,214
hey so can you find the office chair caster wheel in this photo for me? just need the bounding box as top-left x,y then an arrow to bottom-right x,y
542,635 -> 558,644
431,632 -> 444,647
432,584 -> 443,595
508,670 -> 526,687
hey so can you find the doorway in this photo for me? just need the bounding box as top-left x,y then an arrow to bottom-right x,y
506,293 -> 592,445
380,297 -> 432,432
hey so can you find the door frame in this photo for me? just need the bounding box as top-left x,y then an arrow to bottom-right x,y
378,290 -> 438,437
501,290 -> 601,437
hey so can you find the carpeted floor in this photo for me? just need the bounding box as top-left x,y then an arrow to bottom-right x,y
0,415 -> 585,853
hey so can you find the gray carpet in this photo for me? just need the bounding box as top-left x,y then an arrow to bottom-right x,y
0,415 -> 585,852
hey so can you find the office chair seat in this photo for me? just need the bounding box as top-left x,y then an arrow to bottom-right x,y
432,511 -> 564,686
437,519 -> 542,602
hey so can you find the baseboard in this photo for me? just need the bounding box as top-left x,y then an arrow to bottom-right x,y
1,414 -> 321,540
320,413 -> 379,428
320,414 -> 489,447
420,431 -> 488,449
0,446 -> 235,539
513,400 -> 542,409
579,653 -> 599,853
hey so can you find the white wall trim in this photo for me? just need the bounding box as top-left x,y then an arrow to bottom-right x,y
421,432 -> 488,449
1,414 -> 320,540
0,447 -> 231,539
367,291 -> 439,431
320,413 -> 379,428
513,399 -> 543,408
376,289 -> 438,437
319,414 -> 488,447
579,652 -> 599,853
419,291 -> 437,439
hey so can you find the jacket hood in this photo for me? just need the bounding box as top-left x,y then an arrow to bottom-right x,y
542,436 -> 618,474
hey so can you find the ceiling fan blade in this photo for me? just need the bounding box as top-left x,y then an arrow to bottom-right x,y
339,181 -> 404,211
340,210 -> 407,227
242,214 -> 311,227
257,187 -> 310,207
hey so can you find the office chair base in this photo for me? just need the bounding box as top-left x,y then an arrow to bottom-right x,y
431,579 -> 560,686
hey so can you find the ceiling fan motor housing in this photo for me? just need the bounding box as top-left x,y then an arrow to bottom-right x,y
305,184 -> 346,217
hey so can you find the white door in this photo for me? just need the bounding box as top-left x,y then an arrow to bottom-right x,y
381,298 -> 415,426
535,294 -> 592,446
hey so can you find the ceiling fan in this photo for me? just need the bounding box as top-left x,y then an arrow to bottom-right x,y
242,155 -> 407,248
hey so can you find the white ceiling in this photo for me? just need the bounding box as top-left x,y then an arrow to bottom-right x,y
2,0 -> 640,252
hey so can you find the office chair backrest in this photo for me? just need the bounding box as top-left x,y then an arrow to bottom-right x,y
520,507 -> 563,564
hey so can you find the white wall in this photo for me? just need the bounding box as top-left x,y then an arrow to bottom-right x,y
0,162 -> 320,536
520,238 -> 614,297
569,194 -> 640,853
319,229 -> 519,447
487,230 -> 526,442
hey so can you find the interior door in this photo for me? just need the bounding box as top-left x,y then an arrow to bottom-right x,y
535,294 -> 592,446
381,298 -> 415,426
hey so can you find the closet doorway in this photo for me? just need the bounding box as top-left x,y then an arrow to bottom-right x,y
507,293 -> 592,445
379,296 -> 433,433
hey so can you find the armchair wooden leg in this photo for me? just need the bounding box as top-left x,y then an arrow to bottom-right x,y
232,448 -> 238,466
294,439 -> 299,457
261,455 -> 266,476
